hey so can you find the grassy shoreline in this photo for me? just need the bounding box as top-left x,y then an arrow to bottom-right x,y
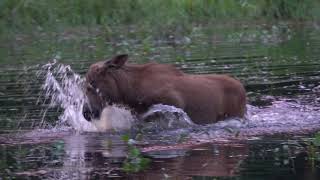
1,0 -> 320,35
1,0 -> 319,65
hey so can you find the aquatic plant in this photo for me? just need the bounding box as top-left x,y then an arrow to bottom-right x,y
122,146 -> 151,173
121,134 -> 151,173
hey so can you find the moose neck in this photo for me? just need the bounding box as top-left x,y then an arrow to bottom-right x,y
110,66 -> 141,106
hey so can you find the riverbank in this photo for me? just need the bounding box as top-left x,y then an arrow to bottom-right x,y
1,0 -> 320,35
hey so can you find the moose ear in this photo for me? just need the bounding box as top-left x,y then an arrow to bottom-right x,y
105,54 -> 128,68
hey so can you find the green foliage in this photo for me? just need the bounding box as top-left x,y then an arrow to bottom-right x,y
258,0 -> 319,19
0,0 -> 320,34
121,134 -> 130,143
121,134 -> 151,173
122,145 -> 151,173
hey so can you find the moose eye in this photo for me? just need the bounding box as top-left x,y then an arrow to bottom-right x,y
86,81 -> 97,92
90,81 -> 97,88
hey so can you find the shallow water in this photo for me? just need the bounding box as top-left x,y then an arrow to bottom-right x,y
1,22 -> 320,179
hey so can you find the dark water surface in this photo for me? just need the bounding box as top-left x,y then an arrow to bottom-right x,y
1,22 -> 320,179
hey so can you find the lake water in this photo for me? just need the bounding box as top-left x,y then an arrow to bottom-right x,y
0,22 -> 320,179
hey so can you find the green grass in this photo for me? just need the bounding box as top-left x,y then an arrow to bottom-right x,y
1,0 -> 320,35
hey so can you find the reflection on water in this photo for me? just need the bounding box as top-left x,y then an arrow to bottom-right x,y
49,134 -> 127,179
1,133 -> 320,179
135,143 -> 249,179
0,23 -> 320,179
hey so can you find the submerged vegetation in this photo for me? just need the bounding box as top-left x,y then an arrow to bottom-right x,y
1,0 -> 320,35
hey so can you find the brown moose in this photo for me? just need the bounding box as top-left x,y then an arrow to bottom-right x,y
82,54 -> 246,125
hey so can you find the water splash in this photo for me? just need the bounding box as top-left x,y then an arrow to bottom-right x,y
140,104 -> 194,130
243,100 -> 320,135
38,60 -> 97,132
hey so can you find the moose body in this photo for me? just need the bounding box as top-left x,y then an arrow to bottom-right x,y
83,54 -> 246,125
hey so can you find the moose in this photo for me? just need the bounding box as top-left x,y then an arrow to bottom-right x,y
82,54 -> 246,125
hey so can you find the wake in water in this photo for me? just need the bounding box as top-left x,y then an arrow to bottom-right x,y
36,60 -> 320,143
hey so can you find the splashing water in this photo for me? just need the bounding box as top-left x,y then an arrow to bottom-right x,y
140,104 -> 194,130
39,60 -> 97,132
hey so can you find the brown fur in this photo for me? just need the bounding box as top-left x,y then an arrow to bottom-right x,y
83,54 -> 246,124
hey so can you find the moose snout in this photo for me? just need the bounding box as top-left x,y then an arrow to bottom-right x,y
82,103 -> 100,121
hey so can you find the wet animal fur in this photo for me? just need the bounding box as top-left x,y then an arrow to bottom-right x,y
83,54 -> 246,124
